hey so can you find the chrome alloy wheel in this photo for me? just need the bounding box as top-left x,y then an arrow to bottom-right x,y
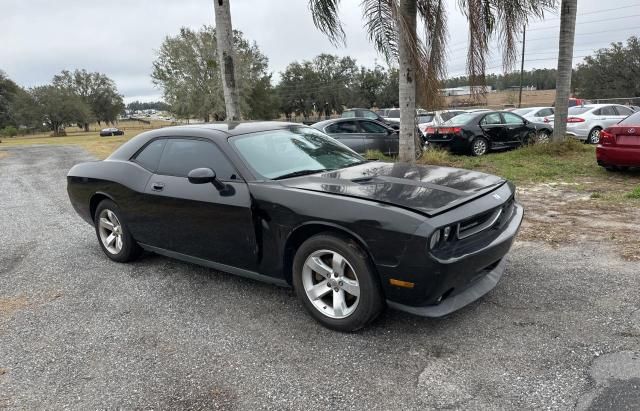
472,138 -> 488,156
98,209 -> 123,254
302,250 -> 360,319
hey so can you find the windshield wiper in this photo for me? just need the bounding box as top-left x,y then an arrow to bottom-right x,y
272,169 -> 331,180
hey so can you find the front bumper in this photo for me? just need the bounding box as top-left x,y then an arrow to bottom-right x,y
387,203 -> 523,318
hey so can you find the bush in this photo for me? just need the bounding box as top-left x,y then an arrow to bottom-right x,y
625,186 -> 640,199
1,126 -> 18,137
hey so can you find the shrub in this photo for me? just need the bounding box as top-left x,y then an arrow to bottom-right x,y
1,126 -> 18,137
625,186 -> 640,199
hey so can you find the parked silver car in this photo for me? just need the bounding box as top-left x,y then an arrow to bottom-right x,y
566,104 -> 635,144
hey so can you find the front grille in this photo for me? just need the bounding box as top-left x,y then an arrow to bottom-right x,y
456,196 -> 515,240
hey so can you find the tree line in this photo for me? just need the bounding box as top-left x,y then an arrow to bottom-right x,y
0,69 -> 123,136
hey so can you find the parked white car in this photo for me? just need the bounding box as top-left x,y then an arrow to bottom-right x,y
512,107 -> 555,123
566,104 -> 635,144
417,110 -> 466,136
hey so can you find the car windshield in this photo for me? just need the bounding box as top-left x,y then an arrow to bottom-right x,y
231,127 -> 365,180
442,113 -> 475,125
417,114 -> 434,123
619,111 -> 640,125
568,106 -> 591,115
512,108 -> 534,116
386,109 -> 400,118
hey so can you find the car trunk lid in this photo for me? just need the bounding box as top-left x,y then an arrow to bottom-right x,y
607,125 -> 640,147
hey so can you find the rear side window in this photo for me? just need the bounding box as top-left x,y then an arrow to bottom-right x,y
341,111 -> 356,118
537,108 -> 554,117
600,106 -> 617,116
386,109 -> 400,118
363,111 -> 379,119
503,113 -> 525,124
481,113 -> 503,125
620,111 -> 640,125
133,139 -> 166,172
156,139 -> 237,180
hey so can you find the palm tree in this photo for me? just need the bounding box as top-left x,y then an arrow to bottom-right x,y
308,0 -> 555,161
213,0 -> 241,120
552,0 -> 577,142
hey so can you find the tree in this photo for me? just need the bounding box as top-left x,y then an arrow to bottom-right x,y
152,26 -> 269,121
308,0 -> 555,161
52,69 -> 124,130
0,71 -> 20,129
213,0 -> 241,121
30,86 -> 91,136
573,37 -> 640,99
552,0 -> 577,142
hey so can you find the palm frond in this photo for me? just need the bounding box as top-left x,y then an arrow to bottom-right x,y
308,0 -> 346,46
417,0 -> 448,107
459,0 -> 492,89
361,0 -> 399,63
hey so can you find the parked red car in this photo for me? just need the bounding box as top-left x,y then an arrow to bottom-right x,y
596,111 -> 640,171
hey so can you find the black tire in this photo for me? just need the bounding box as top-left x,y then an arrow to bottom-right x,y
604,165 -> 618,172
535,130 -> 551,144
587,127 -> 602,144
292,233 -> 384,332
94,199 -> 142,262
470,137 -> 489,156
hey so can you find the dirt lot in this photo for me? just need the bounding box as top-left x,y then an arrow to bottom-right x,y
1,145 -> 639,409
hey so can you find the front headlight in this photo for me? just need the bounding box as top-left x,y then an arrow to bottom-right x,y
429,225 -> 454,250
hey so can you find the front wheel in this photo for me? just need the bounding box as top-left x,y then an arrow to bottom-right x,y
94,199 -> 141,262
587,127 -> 602,144
534,130 -> 551,144
470,137 -> 489,156
292,233 -> 384,332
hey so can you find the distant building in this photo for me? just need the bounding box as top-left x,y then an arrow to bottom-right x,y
439,85 -> 493,96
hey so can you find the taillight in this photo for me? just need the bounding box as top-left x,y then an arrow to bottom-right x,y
567,117 -> 585,123
543,117 -> 550,123
439,127 -> 462,135
426,127 -> 436,134
600,129 -> 615,145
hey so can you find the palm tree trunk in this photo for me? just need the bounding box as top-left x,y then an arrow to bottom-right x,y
397,0 -> 417,162
213,0 -> 241,121
552,0 -> 577,142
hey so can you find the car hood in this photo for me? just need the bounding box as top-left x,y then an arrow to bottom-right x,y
280,162 -> 505,216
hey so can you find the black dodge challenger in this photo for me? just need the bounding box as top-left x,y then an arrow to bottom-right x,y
67,122 -> 523,331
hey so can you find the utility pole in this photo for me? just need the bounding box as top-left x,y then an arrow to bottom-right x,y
518,27 -> 526,108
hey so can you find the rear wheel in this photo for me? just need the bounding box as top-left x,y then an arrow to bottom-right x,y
587,127 -> 602,144
94,199 -> 141,262
292,233 -> 384,332
535,130 -> 551,144
470,137 -> 489,156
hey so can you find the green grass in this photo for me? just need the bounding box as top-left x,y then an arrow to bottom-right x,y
418,139 -> 605,185
625,186 -> 640,199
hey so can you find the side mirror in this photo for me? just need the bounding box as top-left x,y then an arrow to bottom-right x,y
188,167 -> 216,184
188,167 -> 226,191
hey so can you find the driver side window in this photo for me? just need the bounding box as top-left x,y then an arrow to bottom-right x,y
156,139 -> 238,181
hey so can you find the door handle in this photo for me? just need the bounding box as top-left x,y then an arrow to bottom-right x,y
151,182 -> 165,192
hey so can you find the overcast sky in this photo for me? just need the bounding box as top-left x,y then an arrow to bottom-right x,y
1,0 -> 639,103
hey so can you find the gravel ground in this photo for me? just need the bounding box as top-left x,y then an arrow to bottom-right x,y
0,145 -> 639,410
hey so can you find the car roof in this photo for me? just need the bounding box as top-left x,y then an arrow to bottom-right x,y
158,121 -> 301,136
312,117 -> 386,128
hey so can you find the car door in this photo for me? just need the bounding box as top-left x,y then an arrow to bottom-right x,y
324,120 -> 367,154
140,138 -> 257,270
502,112 -> 530,146
532,108 -> 553,123
479,113 -> 506,146
359,120 -> 397,155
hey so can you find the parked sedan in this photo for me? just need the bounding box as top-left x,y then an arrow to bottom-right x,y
100,127 -> 124,137
597,111 -> 640,171
425,111 -> 539,156
417,110 -> 466,136
512,106 -> 554,123
312,117 -> 400,156
67,122 -> 523,331
566,104 -> 635,144
341,108 -> 399,129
